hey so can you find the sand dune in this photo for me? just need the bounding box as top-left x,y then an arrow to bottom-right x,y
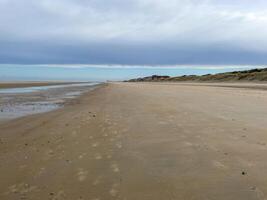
0,82 -> 267,200
128,68 -> 267,82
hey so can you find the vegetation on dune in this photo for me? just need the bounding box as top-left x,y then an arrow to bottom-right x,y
127,68 -> 267,82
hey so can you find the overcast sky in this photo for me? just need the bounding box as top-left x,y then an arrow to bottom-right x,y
1,0 -> 267,65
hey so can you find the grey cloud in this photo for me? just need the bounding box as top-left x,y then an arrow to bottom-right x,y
0,0 -> 267,64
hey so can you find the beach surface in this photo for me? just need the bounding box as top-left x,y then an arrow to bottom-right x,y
1,82 -> 267,200
0,82 -> 100,121
0,82 -> 79,89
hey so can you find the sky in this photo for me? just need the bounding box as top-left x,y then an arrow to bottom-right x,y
1,64 -> 265,81
0,0 -> 267,80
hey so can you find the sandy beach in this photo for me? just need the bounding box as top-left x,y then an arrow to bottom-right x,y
1,82 -> 267,200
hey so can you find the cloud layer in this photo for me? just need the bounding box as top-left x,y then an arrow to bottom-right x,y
1,0 -> 267,65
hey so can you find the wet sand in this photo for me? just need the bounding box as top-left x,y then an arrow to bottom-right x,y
0,82 -> 267,200
0,83 -> 100,121
0,82 -> 81,89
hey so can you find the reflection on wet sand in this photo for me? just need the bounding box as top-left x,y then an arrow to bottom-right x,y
0,83 -> 100,121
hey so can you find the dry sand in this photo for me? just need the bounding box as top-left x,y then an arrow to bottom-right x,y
0,82 -> 267,200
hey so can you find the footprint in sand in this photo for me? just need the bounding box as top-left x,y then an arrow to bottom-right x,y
159,121 -> 168,125
71,131 -> 77,137
257,142 -> 267,150
183,142 -> 193,147
95,153 -> 103,160
35,167 -> 46,177
212,161 -> 228,170
50,190 -> 66,200
6,183 -> 38,195
116,143 -> 122,149
109,183 -> 119,197
112,130 -> 118,135
55,143 -> 64,150
103,133 -> 108,137
43,149 -> 54,160
19,165 -> 27,170
77,168 -> 88,182
79,153 -> 87,159
121,128 -> 129,133
111,163 -> 120,173
251,186 -> 266,199
92,142 -> 99,148
109,188 -> 118,197
92,176 -> 103,186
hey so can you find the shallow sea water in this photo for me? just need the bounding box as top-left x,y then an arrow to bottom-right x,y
0,83 -> 100,121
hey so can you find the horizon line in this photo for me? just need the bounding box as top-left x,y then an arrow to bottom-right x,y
1,64 -> 267,70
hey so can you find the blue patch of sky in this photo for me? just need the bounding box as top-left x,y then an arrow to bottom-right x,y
0,65 -> 261,82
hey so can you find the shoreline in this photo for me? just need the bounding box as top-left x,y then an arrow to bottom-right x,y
1,82 -> 267,199
0,82 -> 102,122
0,81 -> 87,89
